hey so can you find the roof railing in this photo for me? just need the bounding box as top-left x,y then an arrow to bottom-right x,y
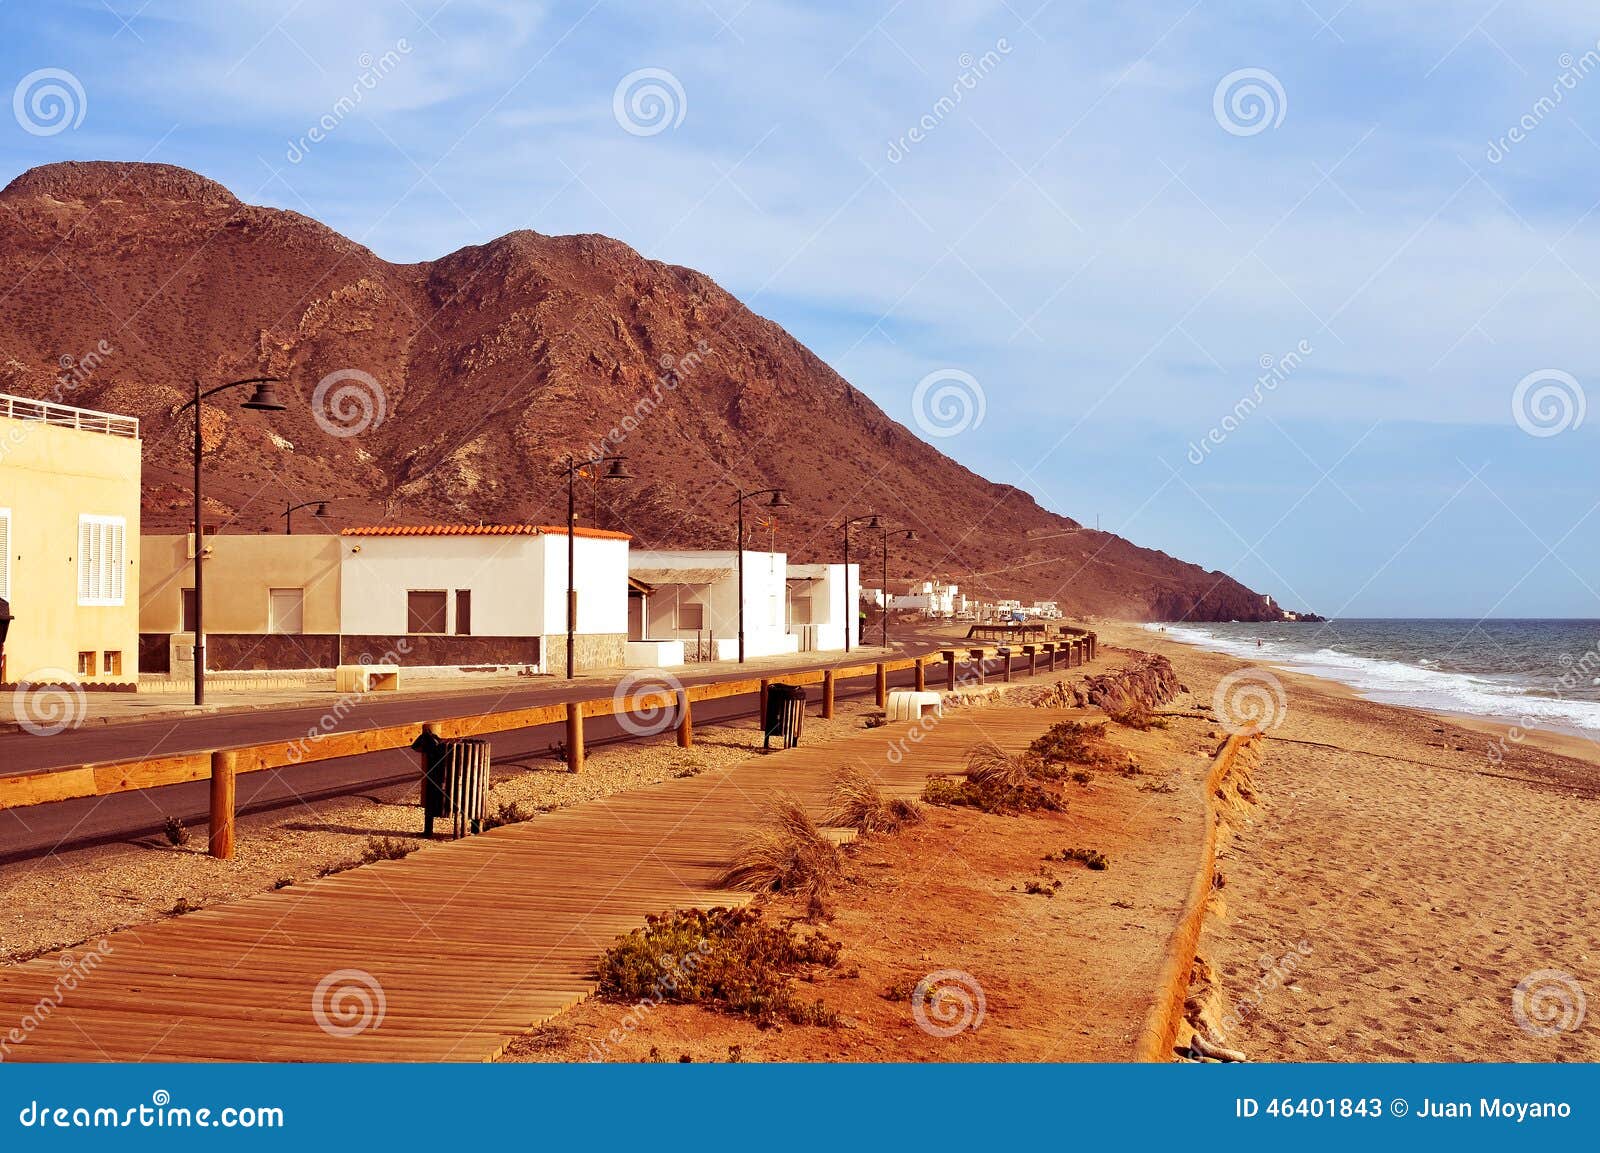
0,392 -> 140,439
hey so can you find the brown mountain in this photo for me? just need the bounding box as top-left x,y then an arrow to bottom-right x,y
0,161 -> 1288,621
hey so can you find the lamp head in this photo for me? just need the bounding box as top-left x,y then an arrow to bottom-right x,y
602,457 -> 634,481
766,489 -> 790,508
241,380 -> 287,411
313,501 -> 331,518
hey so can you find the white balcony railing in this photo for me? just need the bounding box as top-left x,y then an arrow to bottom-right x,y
0,392 -> 140,439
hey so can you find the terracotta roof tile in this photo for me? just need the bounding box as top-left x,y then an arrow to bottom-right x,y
341,524 -> 631,540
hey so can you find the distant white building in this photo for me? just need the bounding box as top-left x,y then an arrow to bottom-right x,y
1029,600 -> 1062,620
630,550 -> 798,662
901,579 -> 960,618
786,563 -> 859,651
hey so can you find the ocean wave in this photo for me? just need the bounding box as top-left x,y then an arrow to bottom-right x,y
1154,624 -> 1600,735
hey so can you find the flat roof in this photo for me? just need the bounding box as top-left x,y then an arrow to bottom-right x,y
342,524 -> 631,540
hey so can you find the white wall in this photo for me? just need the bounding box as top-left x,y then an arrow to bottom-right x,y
787,563 -> 858,651
339,532 -> 628,640
632,549 -> 797,660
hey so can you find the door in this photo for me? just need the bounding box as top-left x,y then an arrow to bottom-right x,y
268,588 -> 305,635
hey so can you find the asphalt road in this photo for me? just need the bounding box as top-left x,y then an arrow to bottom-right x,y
0,630 -> 957,862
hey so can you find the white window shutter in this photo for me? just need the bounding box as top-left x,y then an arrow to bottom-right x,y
0,510 -> 10,599
79,518 -> 94,601
109,520 -> 125,602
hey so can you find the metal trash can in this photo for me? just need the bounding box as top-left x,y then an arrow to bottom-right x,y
762,683 -> 806,751
412,731 -> 491,838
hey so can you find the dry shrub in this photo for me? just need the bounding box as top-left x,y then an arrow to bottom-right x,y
597,906 -> 840,1027
717,799 -> 842,918
1101,693 -> 1168,730
921,742 -> 1064,814
360,836 -> 418,863
1028,720 -> 1120,773
828,767 -> 924,834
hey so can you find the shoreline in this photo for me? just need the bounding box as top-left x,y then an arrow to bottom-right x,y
1138,622 -> 1600,769
1100,620 -> 1600,1061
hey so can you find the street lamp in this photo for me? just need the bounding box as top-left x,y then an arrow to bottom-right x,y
282,498 -> 331,535
878,524 -> 917,651
176,377 -> 288,706
840,513 -> 881,652
560,454 -> 631,678
731,486 -> 789,663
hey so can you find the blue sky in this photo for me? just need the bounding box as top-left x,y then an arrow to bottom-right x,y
3,0 -> 1598,617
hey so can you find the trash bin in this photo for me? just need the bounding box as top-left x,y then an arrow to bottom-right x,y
412,731 -> 491,838
763,683 -> 806,751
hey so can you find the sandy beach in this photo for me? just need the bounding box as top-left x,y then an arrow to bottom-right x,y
1097,621 -> 1600,1062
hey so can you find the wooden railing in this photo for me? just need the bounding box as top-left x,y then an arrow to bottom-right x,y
0,631 -> 1096,859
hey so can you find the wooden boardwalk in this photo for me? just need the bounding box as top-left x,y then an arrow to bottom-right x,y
0,707 -> 1072,1062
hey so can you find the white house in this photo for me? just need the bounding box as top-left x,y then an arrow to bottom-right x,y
785,563 -> 858,652
898,579 -> 960,619
630,549 -> 798,662
339,524 -> 631,675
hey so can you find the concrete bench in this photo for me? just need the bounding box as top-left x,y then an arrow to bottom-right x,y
886,690 -> 942,722
336,663 -> 400,693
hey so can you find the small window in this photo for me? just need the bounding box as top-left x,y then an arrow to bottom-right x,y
103,651 -> 123,676
790,595 -> 813,625
78,515 -> 128,606
454,590 -> 472,636
677,601 -> 704,630
268,588 -> 305,635
407,590 -> 447,634
77,651 -> 96,677
181,588 -> 198,632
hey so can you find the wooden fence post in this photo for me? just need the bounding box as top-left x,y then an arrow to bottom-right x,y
759,679 -> 770,724
1025,646 -> 1037,678
973,650 -> 986,685
914,657 -> 926,692
822,670 -> 835,719
874,663 -> 888,707
676,690 -> 693,748
1002,648 -> 1013,682
566,701 -> 585,773
1046,643 -> 1057,672
208,749 -> 237,860
945,651 -> 957,691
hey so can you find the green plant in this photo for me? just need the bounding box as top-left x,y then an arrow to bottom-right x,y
1047,847 -> 1108,871
1028,720 -> 1118,770
483,800 -> 535,830
596,906 -> 841,1028
360,836 -> 418,864
716,799 -> 843,919
920,742 -> 1065,815
828,767 -> 924,834
162,816 -> 190,847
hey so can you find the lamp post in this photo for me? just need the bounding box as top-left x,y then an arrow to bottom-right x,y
560,454 -> 632,678
840,513 -> 881,653
731,486 -> 789,663
177,377 -> 288,706
879,524 -> 917,651
282,498 -> 331,535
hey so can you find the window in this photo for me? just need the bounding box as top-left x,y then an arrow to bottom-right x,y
103,651 -> 122,676
181,588 -> 197,632
407,590 -> 447,634
0,508 -> 10,599
77,515 -> 127,606
454,590 -> 472,636
677,601 -> 704,630
790,595 -> 813,625
77,651 -> 96,677
268,588 -> 305,635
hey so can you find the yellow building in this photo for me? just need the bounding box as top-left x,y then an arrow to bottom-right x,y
0,393 -> 142,687
139,533 -> 342,673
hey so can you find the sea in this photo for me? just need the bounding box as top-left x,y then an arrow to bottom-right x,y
1149,619 -> 1600,737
